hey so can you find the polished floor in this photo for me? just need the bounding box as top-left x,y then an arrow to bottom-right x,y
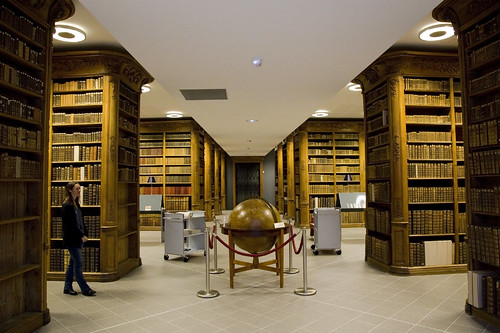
37,224 -> 500,333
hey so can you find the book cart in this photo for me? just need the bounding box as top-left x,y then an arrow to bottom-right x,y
163,211 -> 206,262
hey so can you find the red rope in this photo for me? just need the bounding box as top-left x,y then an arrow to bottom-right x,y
214,230 -> 299,258
208,225 -> 216,249
289,225 -> 304,254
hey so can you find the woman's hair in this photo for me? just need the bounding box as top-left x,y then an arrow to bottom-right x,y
64,181 -> 80,207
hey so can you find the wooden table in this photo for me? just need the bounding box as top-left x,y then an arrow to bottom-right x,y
221,224 -> 289,288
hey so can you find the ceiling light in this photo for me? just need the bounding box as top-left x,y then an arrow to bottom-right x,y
141,85 -> 151,93
418,23 -> 454,41
53,24 -> 86,43
348,83 -> 362,92
312,110 -> 329,118
166,111 -> 183,118
252,57 -> 263,67
246,119 -> 258,123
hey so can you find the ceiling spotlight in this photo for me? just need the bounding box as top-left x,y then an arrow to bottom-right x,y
252,57 -> 263,67
246,119 -> 258,123
141,85 -> 151,93
53,24 -> 86,43
166,111 -> 183,118
419,23 -> 454,41
312,110 -> 329,118
348,83 -> 362,92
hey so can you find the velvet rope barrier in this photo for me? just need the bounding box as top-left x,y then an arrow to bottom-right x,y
213,228 -> 301,258
289,225 -> 304,255
209,225 -> 216,249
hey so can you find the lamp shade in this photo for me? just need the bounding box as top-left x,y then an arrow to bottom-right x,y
147,176 -> 156,183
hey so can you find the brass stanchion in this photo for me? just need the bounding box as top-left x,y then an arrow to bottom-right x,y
294,227 -> 316,296
197,228 -> 219,298
210,220 -> 224,274
284,219 -> 299,274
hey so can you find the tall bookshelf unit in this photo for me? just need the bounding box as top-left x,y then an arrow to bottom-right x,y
48,51 -> 153,282
277,120 -> 365,228
355,51 -> 467,274
435,0 -> 500,326
0,0 -> 73,331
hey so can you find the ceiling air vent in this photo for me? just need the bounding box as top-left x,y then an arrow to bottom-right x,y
180,89 -> 227,100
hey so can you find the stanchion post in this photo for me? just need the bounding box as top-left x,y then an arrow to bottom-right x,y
294,227 -> 316,296
210,220 -> 225,274
197,227 -> 219,298
284,219 -> 299,274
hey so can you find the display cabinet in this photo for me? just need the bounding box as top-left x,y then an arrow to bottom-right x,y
0,0 -> 73,331
434,0 -> 500,326
355,50 -> 466,274
48,50 -> 153,282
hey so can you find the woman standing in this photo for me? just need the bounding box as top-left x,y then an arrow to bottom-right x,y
62,181 -> 96,296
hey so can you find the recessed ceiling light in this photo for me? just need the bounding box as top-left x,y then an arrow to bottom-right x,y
252,57 -> 263,67
312,110 -> 329,118
419,23 -> 454,41
348,83 -> 362,92
53,24 -> 86,43
246,119 -> 258,123
141,85 -> 151,93
166,111 -> 183,118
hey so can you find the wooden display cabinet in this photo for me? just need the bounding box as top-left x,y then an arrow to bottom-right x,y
434,0 -> 500,327
48,50 -> 153,282
355,50 -> 467,275
0,0 -> 73,331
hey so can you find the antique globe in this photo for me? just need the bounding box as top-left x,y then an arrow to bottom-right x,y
227,197 -> 281,253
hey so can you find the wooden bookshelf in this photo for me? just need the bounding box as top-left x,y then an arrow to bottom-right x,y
277,120 -> 365,228
48,50 -> 153,282
0,1 -> 73,332
355,50 -> 467,275
434,1 -> 500,327
139,119 -> 226,226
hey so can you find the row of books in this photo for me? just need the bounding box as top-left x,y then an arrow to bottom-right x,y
309,196 -> 336,208
404,78 -> 451,92
118,148 -> 137,165
365,83 -> 387,105
407,144 -> 454,160
468,270 -> 500,315
468,120 -> 500,148
309,157 -> 333,164
53,77 -> 103,91
164,196 -> 190,211
468,149 -> 500,175
407,131 -> 452,142
468,225 -> 500,267
335,166 -> 360,173
336,184 -> 362,192
51,184 -> 101,206
51,164 -> 101,181
0,4 -> 47,45
308,133 -> 333,140
308,148 -> 333,155
341,211 -> 365,224
308,140 -> 333,146
366,235 -> 391,265
336,158 -> 359,164
309,184 -> 334,194
139,157 -> 163,165
367,111 -> 388,132
140,134 -> 163,140
404,93 -> 450,106
335,149 -> 359,156
408,187 -> 465,202
118,167 -> 137,182
165,157 -> 191,164
409,241 -> 466,266
166,147 -> 191,156
309,174 -> 334,182
406,114 -> 451,124
140,141 -> 163,148
163,186 -> 191,195
164,140 -> 190,147
0,61 -> 43,95
366,207 -> 391,235
0,30 -> 45,68
119,82 -> 138,103
52,112 -> 102,124
52,131 -> 102,144
0,124 -> 41,150
50,248 -> 100,272
52,145 -> 102,162
140,166 -> 163,174
367,162 -> 390,179
51,216 -> 100,239
367,132 -> 389,148
0,94 -> 42,122
409,209 -> 457,235
469,94 -> 500,123
368,145 -> 390,163
166,133 -> 190,140
52,92 -> 103,107
119,98 -> 138,117
468,39 -> 500,68
139,213 -> 162,227
308,164 -> 334,173
470,187 -> 500,214
367,182 -> 390,203
464,12 -> 500,47
165,166 -> 191,174
366,98 -> 388,118
140,148 -> 163,156
140,187 -> 163,195
119,116 -> 137,132
407,162 -> 453,178
0,153 -> 39,179
470,69 -> 500,95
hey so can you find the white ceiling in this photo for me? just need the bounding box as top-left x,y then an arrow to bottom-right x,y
53,0 -> 457,156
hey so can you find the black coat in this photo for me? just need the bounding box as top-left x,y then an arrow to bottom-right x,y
62,201 -> 87,248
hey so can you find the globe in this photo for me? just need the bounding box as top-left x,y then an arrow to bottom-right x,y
227,197 -> 281,253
